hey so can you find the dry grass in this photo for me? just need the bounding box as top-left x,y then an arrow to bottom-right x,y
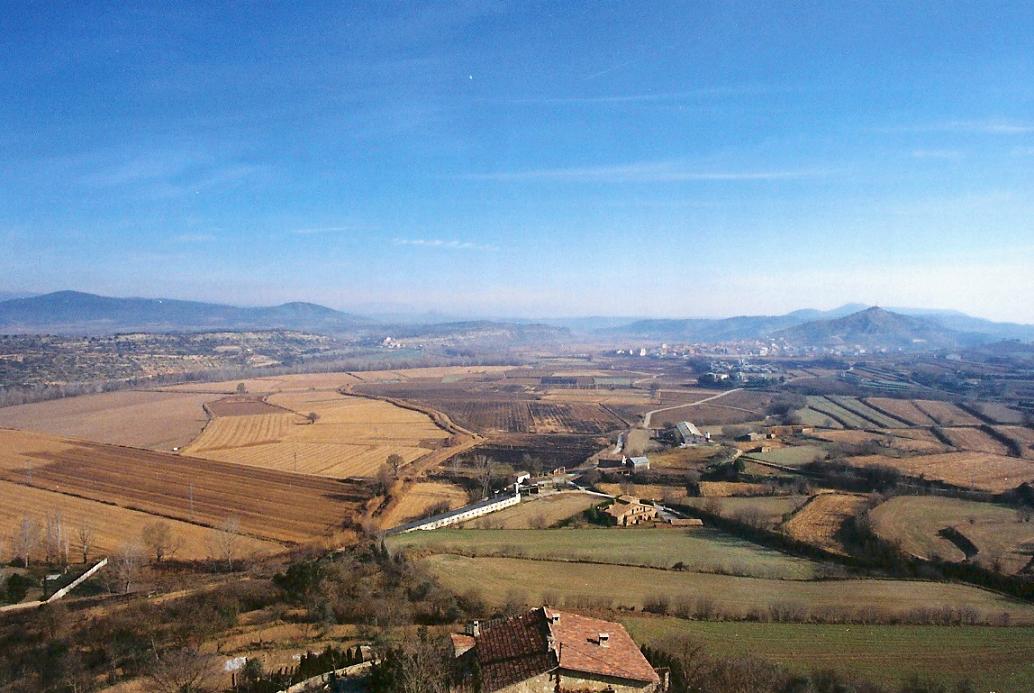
380,482 -> 468,527
0,390 -> 213,451
0,429 -> 368,545
698,481 -> 773,497
649,446 -> 721,469
941,427 -> 1012,455
182,392 -> 448,478
681,495 -> 808,527
969,402 -> 1025,425
419,554 -> 1034,623
996,426 -> 1034,458
913,400 -> 982,426
0,479 -> 279,561
864,398 -> 937,426
462,493 -> 603,529
809,429 -> 949,453
783,493 -> 869,555
845,452 -> 1034,493
870,496 -> 1034,574
165,371 -> 362,394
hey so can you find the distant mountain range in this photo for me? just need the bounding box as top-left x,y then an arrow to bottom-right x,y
599,304 -> 1034,347
1,291 -> 1031,349
0,290 -> 374,334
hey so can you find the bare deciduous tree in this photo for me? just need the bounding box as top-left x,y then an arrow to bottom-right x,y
75,521 -> 95,564
13,515 -> 41,567
387,452 -> 404,477
473,454 -> 494,499
211,515 -> 241,570
147,647 -> 219,693
112,542 -> 145,594
45,511 -> 70,567
142,521 -> 181,563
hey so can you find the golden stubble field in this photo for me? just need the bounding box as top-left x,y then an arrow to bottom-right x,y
0,390 -> 214,450
782,493 -> 869,555
182,392 -> 449,478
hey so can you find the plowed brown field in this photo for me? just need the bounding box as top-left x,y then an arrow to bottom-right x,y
0,429 -> 368,545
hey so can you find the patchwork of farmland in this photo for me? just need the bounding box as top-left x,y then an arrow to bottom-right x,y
827,396 -> 907,428
390,528 -> 821,579
913,400 -> 981,426
966,401 -> 1026,424
0,429 -> 368,545
804,397 -> 874,429
0,389 -> 213,451
846,452 -> 1034,493
182,392 -> 448,478
783,493 -> 869,555
870,495 -> 1034,574
419,554 -> 1034,623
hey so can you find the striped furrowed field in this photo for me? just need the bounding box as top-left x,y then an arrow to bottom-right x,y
809,429 -> 949,453
181,392 -> 449,478
805,397 -> 871,428
622,616 -> 1034,690
0,429 -> 368,545
846,452 -> 1034,493
783,493 -> 869,555
0,479 -> 279,561
827,396 -> 906,428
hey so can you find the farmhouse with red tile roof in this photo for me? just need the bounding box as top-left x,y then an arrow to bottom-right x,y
454,606 -> 663,692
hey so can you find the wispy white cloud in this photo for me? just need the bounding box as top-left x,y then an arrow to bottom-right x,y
911,148 -> 963,160
172,233 -> 215,243
876,119 -> 1034,135
290,225 -> 360,236
491,85 -> 790,106
393,238 -> 497,251
464,161 -> 831,183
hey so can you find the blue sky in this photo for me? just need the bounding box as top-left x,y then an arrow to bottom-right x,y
2,1 -> 1033,321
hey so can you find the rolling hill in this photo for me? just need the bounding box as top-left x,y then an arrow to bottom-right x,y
0,291 -> 374,334
774,307 -> 979,350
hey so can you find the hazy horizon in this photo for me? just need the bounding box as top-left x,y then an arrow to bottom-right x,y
3,2 -> 1034,321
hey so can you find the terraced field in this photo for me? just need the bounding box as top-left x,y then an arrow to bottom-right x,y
0,429 -> 368,545
805,397 -> 871,428
783,493 -> 869,555
865,398 -> 938,426
941,427 -> 1012,456
870,495 -> 1034,574
846,452 -> 1034,493
809,429 -> 949,453
996,426 -> 1034,457
967,402 -> 1026,424
913,400 -> 981,427
828,396 -> 907,428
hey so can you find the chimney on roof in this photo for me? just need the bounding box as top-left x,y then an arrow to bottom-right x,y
467,620 -> 481,637
598,632 -> 610,647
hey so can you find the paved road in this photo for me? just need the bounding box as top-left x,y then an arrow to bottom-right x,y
642,387 -> 744,428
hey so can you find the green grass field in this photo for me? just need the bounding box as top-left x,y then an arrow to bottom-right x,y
417,555 -> 1034,624
743,445 -> 827,467
795,407 -> 844,428
829,396 -> 906,428
806,397 -> 871,428
622,616 -> 1034,690
388,527 -> 819,579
